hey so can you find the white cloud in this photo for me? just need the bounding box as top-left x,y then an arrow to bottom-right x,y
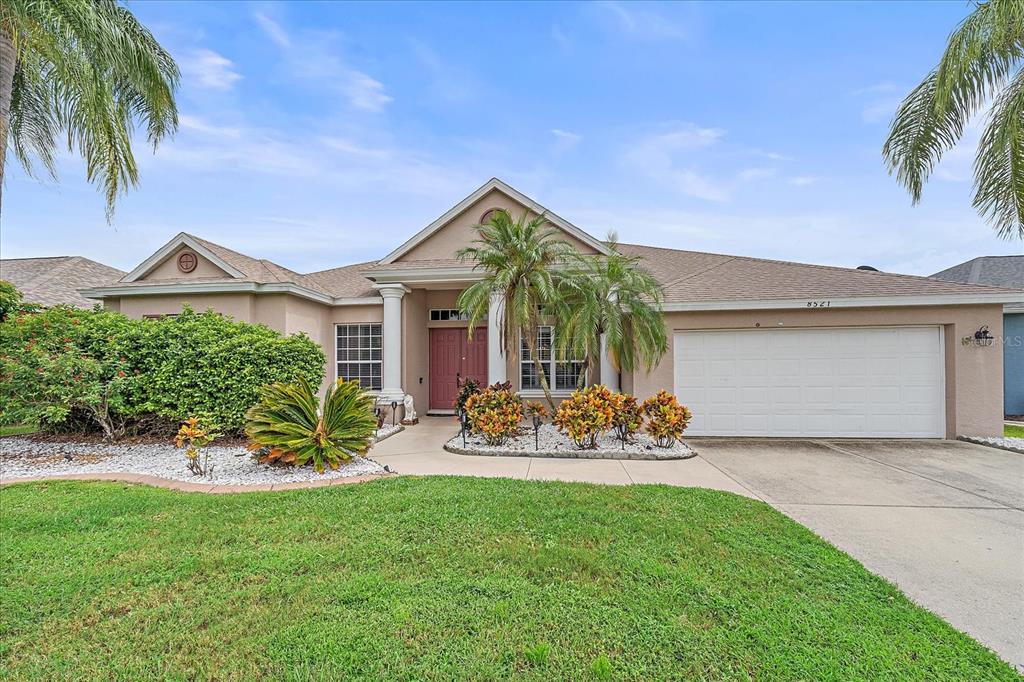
551,24 -> 571,51
551,128 -> 582,151
178,49 -> 242,90
788,176 -> 819,186
852,81 -> 906,124
255,20 -> 393,113
408,40 -> 477,104
850,81 -> 902,96
750,149 -> 794,161
343,71 -> 393,112
179,114 -> 241,138
253,12 -> 290,47
738,167 -> 776,181
320,136 -> 394,161
596,1 -> 688,41
623,123 -> 729,202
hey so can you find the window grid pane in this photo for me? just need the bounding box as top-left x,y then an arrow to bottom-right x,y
336,323 -> 382,390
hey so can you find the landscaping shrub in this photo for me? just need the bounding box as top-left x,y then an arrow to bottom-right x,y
175,416 -> 219,477
553,385 -> 617,449
0,305 -> 324,437
245,378 -> 377,473
610,393 -> 643,444
454,378 -> 480,415
523,400 -> 549,419
464,384 -> 522,446
641,390 -> 692,447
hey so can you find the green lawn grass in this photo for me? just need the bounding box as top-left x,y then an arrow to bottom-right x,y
0,423 -> 38,437
1005,424 -> 1024,438
1,478 -> 1017,681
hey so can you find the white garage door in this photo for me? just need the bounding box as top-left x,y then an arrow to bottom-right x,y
674,327 -> 945,438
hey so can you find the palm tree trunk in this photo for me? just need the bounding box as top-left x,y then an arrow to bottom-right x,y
523,330 -> 557,412
0,30 -> 15,218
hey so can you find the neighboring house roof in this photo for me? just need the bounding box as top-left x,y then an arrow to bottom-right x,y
932,256 -> 1024,311
0,256 -> 124,308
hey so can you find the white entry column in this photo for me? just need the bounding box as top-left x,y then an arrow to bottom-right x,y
374,283 -> 409,401
487,292 -> 506,385
600,333 -> 619,391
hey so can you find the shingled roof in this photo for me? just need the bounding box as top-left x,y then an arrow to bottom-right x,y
932,256 -> 1024,310
87,232 -> 1023,308
1,256 -> 125,308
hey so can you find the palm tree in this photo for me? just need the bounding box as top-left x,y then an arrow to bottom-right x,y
556,234 -> 667,388
883,0 -> 1024,240
0,0 -> 179,220
456,210 -> 578,410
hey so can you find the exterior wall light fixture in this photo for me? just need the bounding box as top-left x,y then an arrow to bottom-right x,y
962,325 -> 994,347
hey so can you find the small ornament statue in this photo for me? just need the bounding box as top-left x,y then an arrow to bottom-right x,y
401,394 -> 419,425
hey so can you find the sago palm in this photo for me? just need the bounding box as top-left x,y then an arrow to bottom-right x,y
0,0 -> 179,220
244,378 -> 377,474
883,0 -> 1024,239
457,209 -> 578,410
556,234 -> 667,388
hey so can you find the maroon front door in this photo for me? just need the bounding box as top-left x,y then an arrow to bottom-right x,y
429,328 -> 488,411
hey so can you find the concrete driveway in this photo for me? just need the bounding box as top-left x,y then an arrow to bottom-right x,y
692,438 -> 1024,670
373,419 -> 1023,668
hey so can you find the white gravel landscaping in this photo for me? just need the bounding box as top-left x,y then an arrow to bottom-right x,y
961,435 -> 1024,454
0,425 -> 403,485
445,424 -> 696,460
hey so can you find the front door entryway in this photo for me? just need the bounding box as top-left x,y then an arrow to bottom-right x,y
429,328 -> 488,411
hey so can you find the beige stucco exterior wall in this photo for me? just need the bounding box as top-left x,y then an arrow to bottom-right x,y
103,287 -> 1005,437
397,188 -> 599,262
629,305 -> 1005,438
139,246 -> 229,281
112,293 -> 256,320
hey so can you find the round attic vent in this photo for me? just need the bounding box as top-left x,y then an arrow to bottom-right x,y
856,265 -> 879,272
480,208 -> 507,225
177,251 -> 198,273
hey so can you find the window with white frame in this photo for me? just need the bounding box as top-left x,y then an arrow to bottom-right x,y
520,326 -> 586,391
336,323 -> 382,390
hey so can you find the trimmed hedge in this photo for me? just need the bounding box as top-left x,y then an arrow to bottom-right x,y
0,305 -> 324,437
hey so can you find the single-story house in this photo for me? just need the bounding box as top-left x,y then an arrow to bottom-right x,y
932,256 -> 1023,417
81,178 -> 1024,438
1,256 -> 125,308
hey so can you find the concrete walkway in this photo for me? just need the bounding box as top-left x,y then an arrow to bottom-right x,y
376,419 -> 1024,670
370,417 -> 756,496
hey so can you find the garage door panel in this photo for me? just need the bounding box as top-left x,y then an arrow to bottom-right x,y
675,327 -> 944,438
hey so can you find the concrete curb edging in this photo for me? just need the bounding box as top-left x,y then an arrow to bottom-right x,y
0,470 -> 399,493
443,441 -> 698,461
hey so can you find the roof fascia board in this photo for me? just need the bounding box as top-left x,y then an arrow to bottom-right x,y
377,178 -> 611,264
660,292 -> 1024,312
122,233 -> 246,282
81,281 -> 383,307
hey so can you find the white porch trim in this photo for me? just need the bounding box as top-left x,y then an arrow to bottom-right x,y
487,293 -> 506,384
374,283 -> 410,401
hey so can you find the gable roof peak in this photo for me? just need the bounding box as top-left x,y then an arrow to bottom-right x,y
377,177 -> 612,264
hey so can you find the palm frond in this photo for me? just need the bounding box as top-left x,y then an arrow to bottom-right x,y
974,67 -> 1024,238
1,0 -> 178,221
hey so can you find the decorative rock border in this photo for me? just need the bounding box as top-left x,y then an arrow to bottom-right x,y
375,424 -> 404,442
959,436 -> 1024,455
0,470 -> 398,493
444,425 -> 697,461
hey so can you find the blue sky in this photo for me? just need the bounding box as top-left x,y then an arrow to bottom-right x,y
3,1 -> 1022,275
